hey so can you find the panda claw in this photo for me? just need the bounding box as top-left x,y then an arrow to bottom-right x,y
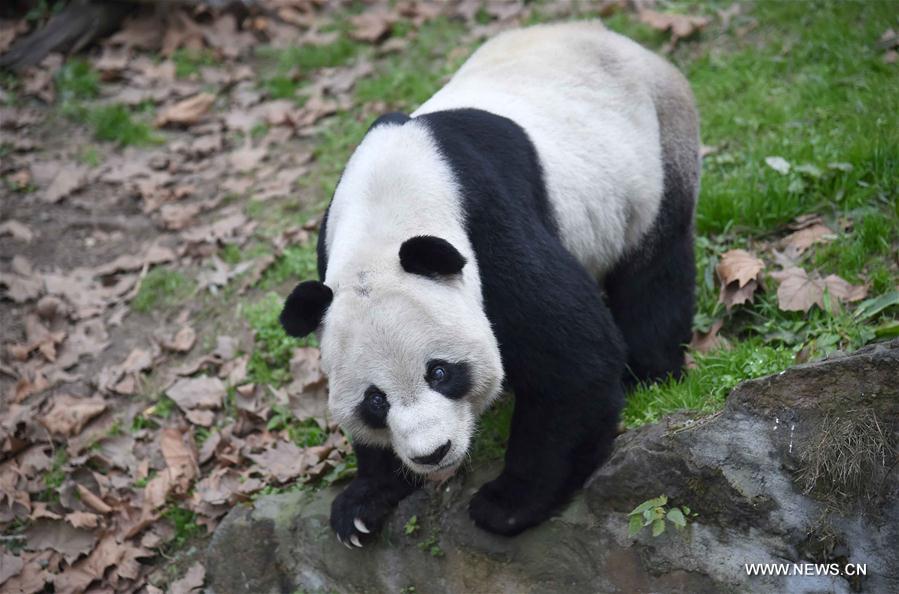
338,536 -> 353,550
350,534 -> 363,547
353,518 -> 370,534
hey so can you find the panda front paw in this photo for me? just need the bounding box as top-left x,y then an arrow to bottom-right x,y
468,474 -> 555,536
330,477 -> 399,547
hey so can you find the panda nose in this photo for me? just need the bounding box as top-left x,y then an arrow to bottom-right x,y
411,440 -> 451,466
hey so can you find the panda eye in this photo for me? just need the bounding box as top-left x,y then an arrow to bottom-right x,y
364,388 -> 388,411
426,361 -> 449,383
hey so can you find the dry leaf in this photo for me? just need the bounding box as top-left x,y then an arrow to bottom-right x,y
167,376 -> 226,412
780,222 -> 834,255
43,164 -> 87,203
247,440 -> 311,483
65,511 -> 100,529
164,326 -> 197,353
229,142 -> 267,172
23,519 -> 96,563
40,395 -> 107,437
0,220 -> 35,242
690,319 -> 727,354
770,267 -> 867,313
350,10 -> 396,43
156,92 -> 216,127
0,553 -> 24,586
716,249 -> 765,310
639,9 -> 709,46
160,427 -> 199,491
169,561 -> 205,594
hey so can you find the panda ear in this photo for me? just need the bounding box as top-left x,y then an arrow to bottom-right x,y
399,236 -> 466,278
280,281 -> 333,337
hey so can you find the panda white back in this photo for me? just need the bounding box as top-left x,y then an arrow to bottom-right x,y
415,20 -> 693,276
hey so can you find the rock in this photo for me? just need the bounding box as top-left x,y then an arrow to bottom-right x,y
207,340 -> 899,594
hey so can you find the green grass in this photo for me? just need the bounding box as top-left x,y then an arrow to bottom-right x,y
172,48 -> 219,78
260,243 -> 319,289
245,292 -> 316,386
132,268 -> 195,313
161,506 -> 206,552
814,211 -> 897,293
674,1 -> 898,235
88,104 -> 161,146
257,36 -> 364,100
56,58 -> 99,102
267,404 -> 328,447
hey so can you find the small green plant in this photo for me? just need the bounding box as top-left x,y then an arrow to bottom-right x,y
161,506 -> 206,551
245,292 -> 318,386
132,268 -> 195,313
418,530 -> 443,557
38,450 -> 68,502
56,59 -> 100,102
77,145 -> 102,167
627,495 -> 696,538
151,395 -> 177,419
403,515 -> 420,535
88,104 -> 161,146
267,404 -> 328,447
172,48 -> 219,78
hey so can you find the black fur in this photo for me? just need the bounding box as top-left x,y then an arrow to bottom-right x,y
399,235 -> 467,278
330,443 -> 421,544
418,109 -> 627,535
425,359 -> 472,400
279,280 -> 333,337
605,158 -> 697,386
357,386 -> 389,429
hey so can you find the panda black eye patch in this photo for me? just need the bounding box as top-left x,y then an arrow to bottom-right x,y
357,386 -> 389,429
425,360 -> 472,400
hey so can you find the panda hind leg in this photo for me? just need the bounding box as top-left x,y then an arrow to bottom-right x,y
605,226 -> 695,388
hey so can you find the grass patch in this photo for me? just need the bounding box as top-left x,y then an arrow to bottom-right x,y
814,211 -> 897,293
257,35 -> 363,100
172,48 -> 219,78
623,341 -> 796,427
88,104 -> 161,146
132,268 -> 195,313
260,243 -> 319,288
267,404 -> 328,447
245,292 -> 316,386
56,58 -> 99,102
37,450 -> 68,503
161,506 -> 206,552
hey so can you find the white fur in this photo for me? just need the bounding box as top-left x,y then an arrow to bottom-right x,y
320,123 -> 503,474
320,21 -> 691,475
415,21 -> 675,276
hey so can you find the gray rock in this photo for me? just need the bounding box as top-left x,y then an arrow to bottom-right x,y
208,340 -> 899,594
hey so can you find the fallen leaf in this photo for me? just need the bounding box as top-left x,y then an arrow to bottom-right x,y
0,553 -> 24,587
0,220 -> 35,242
770,267 -> 868,313
350,10 -> 396,43
24,519 -> 96,563
716,249 -> 765,310
780,222 -> 835,256
229,142 -> 267,172
160,427 -> 199,492
40,395 -> 107,436
764,156 -> 791,174
65,511 -> 100,529
43,164 -> 87,203
639,9 -> 709,46
167,376 -> 226,412
164,326 -> 197,353
75,484 -> 112,514
156,92 -> 216,127
690,319 -> 727,354
247,440 -> 311,483
169,561 -> 205,594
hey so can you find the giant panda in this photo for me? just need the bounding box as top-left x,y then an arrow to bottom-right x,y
280,20 -> 699,543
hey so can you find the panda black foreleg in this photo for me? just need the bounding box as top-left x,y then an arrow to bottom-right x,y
330,443 -> 421,546
469,281 -> 626,536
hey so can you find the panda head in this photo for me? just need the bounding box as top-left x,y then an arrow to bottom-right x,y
280,235 -> 504,478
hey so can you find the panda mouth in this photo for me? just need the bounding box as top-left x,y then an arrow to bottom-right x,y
425,460 -> 461,483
